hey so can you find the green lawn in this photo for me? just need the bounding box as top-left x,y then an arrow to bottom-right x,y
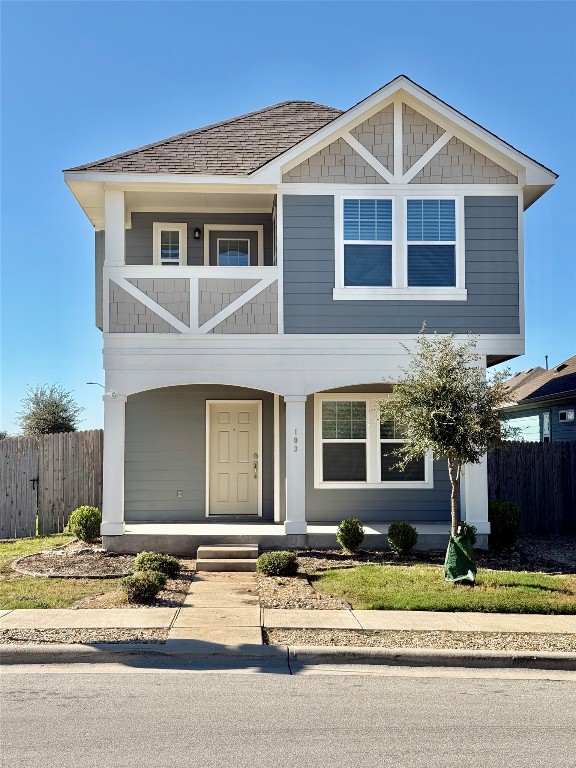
0,535 -> 122,609
313,564 -> 576,614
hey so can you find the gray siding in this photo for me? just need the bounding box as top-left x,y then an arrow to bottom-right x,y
125,213 -> 274,266
95,230 -> 104,330
124,386 -> 275,522
283,195 -> 519,334
504,404 -> 576,442
304,398 -> 451,523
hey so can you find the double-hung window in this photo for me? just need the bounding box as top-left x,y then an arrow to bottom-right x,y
407,199 -> 456,286
315,394 -> 433,488
153,223 -> 187,266
343,198 -> 393,286
335,195 -> 465,300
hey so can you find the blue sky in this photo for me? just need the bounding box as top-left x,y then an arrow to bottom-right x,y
1,1 -> 575,434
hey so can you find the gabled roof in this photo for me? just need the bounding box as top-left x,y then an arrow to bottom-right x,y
504,356 -> 576,405
66,101 -> 342,175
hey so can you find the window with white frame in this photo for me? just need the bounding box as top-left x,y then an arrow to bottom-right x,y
315,395 -> 432,488
407,199 -> 456,287
559,409 -> 575,422
153,223 -> 187,266
334,194 -> 465,300
343,198 -> 393,286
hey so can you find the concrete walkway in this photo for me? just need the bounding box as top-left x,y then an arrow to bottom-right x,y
2,587 -> 576,637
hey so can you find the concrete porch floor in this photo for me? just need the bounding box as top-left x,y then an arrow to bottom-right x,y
103,522 -> 459,555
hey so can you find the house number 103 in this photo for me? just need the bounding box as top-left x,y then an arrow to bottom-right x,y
293,429 -> 298,452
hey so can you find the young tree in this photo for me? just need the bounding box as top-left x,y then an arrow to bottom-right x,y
16,384 -> 83,435
380,331 -> 512,541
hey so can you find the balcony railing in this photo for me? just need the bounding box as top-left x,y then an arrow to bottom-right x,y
104,265 -> 278,335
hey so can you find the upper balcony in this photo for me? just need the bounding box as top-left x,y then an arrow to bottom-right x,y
97,189 -> 279,336
104,264 -> 278,335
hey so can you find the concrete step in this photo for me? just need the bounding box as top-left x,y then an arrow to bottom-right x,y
196,558 -> 257,573
197,545 -> 259,560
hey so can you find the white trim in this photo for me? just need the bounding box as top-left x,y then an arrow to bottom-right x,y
402,132 -> 453,183
393,97 -> 403,181
203,224 -> 264,266
313,393 -> 434,490
273,394 -> 281,523
104,189 -> 126,265
279,184 -> 523,194
333,287 -> 467,301
276,194 -> 285,334
152,222 -> 187,266
205,400 -> 263,518
341,133 -> 395,184
517,194 -> 525,341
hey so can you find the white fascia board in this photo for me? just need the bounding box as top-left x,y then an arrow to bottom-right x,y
252,77 -> 557,188
64,170 -> 278,187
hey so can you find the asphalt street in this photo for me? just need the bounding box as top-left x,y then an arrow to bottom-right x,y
2,667 -> 575,768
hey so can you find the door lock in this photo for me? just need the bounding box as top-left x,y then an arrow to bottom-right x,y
253,453 -> 258,479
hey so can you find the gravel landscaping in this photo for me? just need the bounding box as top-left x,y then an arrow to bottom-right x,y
0,628 -> 168,645
264,628 -> 576,653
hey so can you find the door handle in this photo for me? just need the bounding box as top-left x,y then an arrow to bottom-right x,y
253,453 -> 258,479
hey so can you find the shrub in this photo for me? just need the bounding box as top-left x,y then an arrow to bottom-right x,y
458,521 -> 478,547
489,500 -> 522,548
122,570 -> 166,604
68,506 -> 101,543
256,551 -> 298,576
336,518 -> 365,552
387,521 -> 418,555
133,551 -> 181,578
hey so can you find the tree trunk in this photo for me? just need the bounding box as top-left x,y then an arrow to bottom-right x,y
447,460 -> 460,538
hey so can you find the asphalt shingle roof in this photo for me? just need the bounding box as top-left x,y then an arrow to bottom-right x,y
66,101 -> 343,175
504,356 -> 576,404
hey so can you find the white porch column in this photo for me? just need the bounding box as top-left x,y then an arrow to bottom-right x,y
104,189 -> 125,265
460,455 -> 490,535
284,396 -> 307,535
101,393 -> 127,536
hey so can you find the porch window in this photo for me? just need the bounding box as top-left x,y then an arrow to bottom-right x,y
153,223 -> 187,266
315,394 -> 432,489
217,238 -> 250,266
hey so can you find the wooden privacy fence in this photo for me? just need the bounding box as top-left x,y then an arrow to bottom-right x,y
488,441 -> 576,535
0,430 -> 103,539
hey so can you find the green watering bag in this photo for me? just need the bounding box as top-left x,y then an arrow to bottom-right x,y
444,533 -> 477,584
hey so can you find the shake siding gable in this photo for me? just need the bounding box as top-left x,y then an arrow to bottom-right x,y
282,195 -> 519,334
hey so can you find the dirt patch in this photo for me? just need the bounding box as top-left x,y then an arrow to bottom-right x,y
74,568 -> 195,609
257,573 -> 348,610
12,547 -> 135,579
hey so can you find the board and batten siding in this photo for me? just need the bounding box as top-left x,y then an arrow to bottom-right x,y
303,398 -> 451,523
282,195 -> 519,334
125,213 -> 274,266
124,386 -> 275,522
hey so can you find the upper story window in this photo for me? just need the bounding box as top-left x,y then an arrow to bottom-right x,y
314,394 -> 433,489
153,223 -> 187,266
407,199 -> 456,287
343,199 -> 393,286
334,194 -> 466,301
204,225 -> 264,266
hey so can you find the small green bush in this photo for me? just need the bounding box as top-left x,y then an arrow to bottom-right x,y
489,500 -> 522,548
387,521 -> 418,556
67,506 -> 101,543
123,570 -> 166,604
458,521 -> 478,547
336,518 -> 365,552
256,551 -> 298,576
133,551 -> 181,578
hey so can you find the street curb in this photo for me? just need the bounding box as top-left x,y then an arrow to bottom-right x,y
2,642 -> 576,671
288,646 -> 576,671
0,642 -> 287,666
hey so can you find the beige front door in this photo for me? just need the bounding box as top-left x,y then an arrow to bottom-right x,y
208,402 -> 260,516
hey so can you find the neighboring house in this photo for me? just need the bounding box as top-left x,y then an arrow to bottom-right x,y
64,75 -> 557,552
502,357 -> 576,442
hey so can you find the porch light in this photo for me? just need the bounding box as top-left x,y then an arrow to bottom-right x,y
193,227 -> 202,240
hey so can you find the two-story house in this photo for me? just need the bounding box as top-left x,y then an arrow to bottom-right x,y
65,75 -> 556,553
